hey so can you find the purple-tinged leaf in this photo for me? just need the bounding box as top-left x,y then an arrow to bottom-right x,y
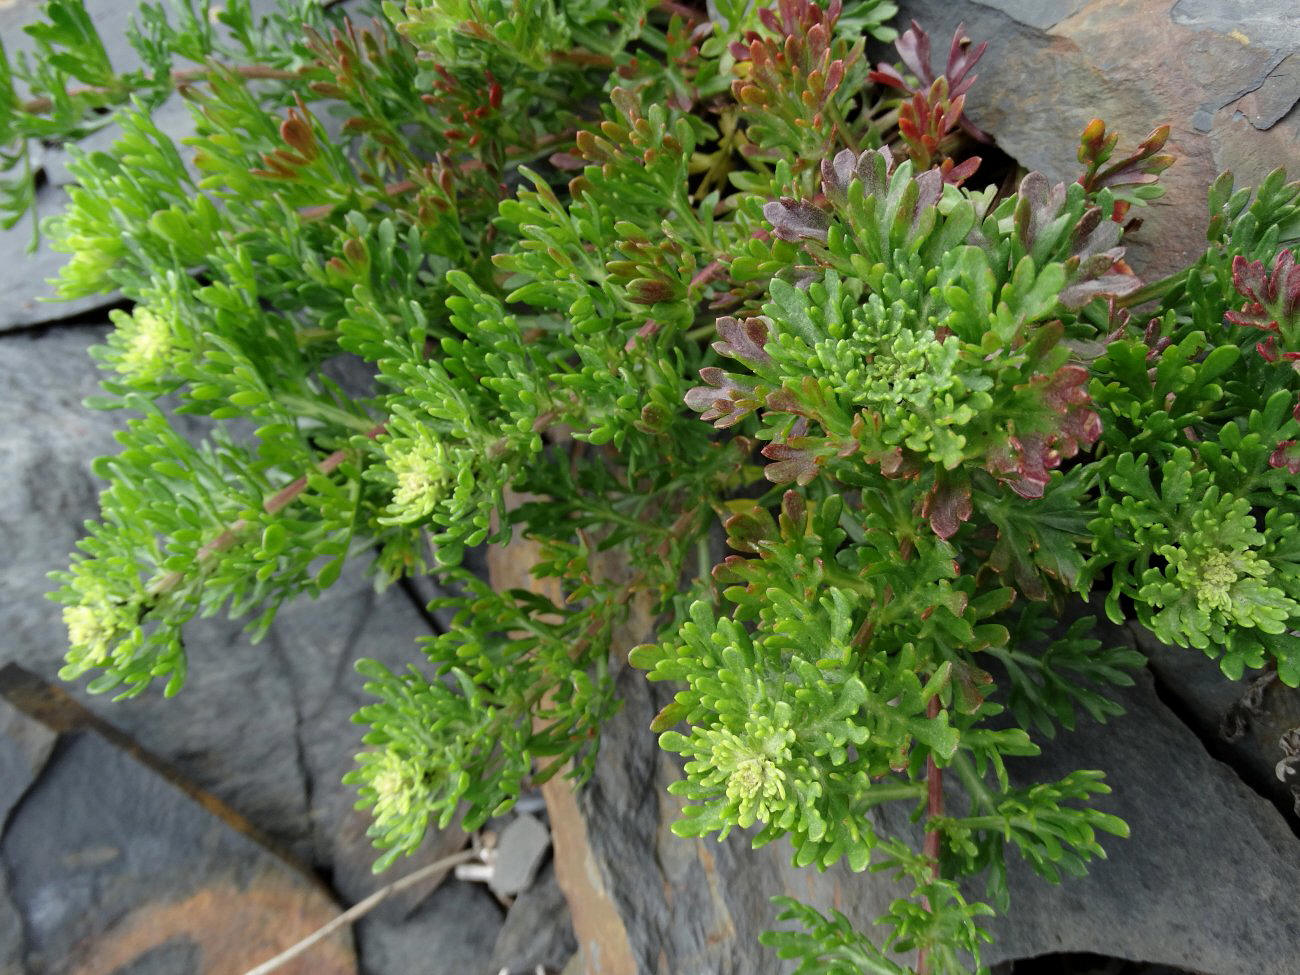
894,19 -> 933,87
763,198 -> 830,242
941,156 -> 981,186
868,62 -> 908,91
762,442 -> 822,485
874,21 -> 990,143
723,501 -> 777,553
1014,172 -> 1067,251
914,167 -> 942,214
712,315 -> 772,365
821,148 -> 858,205
684,367 -> 760,428
1271,440 -> 1300,474
765,387 -> 810,416
1059,272 -> 1141,310
779,489 -> 807,531
922,474 -> 973,540
1228,250 -> 1300,342
944,25 -> 987,100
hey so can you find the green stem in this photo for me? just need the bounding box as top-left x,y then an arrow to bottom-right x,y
950,751 -> 996,811
1116,266 -> 1194,309
279,394 -> 378,433
849,780 -> 927,814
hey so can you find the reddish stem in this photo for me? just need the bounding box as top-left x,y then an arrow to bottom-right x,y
917,692 -> 944,975
145,422 -> 385,598
690,259 -> 724,291
20,64 -> 299,114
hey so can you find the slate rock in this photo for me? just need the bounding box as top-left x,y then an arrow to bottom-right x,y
0,703 -> 354,974
982,663 -> 1300,971
486,861 -> 578,975
353,878 -> 504,975
0,697 -> 56,823
1126,620 -> 1300,823
0,698 -> 56,975
0,327 -> 122,666
893,0 -> 1300,281
488,813 -> 552,899
542,603 -> 1300,974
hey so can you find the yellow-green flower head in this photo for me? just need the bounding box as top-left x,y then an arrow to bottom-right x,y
382,436 -> 452,523
1191,549 -> 1245,613
111,306 -> 175,381
367,748 -> 430,829
707,716 -> 795,828
62,599 -> 124,666
728,752 -> 786,805
1175,544 -> 1270,616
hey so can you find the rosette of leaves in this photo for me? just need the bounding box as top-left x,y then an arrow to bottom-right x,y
1088,168 -> 1300,684
693,146 -> 1123,555
869,18 -> 990,177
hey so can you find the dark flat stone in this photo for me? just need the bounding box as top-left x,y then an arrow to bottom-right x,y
0,677 -> 355,975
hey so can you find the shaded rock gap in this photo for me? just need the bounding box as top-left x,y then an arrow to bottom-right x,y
0,299 -> 130,341
1141,653 -> 1300,840
395,573 -> 449,639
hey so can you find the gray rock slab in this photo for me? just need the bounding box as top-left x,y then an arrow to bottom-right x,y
0,698 -> 55,975
1127,620 -> 1300,823
486,861 -> 577,975
895,0 -> 1300,281
489,813 -> 551,899
0,697 -> 55,823
353,877 -> 504,975
570,620 -> 1300,974
0,717 -> 355,974
983,664 -> 1300,971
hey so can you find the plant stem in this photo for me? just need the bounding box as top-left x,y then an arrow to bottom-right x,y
917,692 -> 944,975
240,846 -> 479,975
1116,266 -> 1193,309
145,423 -> 386,598
19,64 -> 300,114
690,259 -> 724,291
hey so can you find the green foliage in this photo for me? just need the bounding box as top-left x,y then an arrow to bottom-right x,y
16,0 -> 1299,970
1087,167 -> 1300,685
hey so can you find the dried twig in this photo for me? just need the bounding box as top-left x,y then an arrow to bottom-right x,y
241,846 -> 480,975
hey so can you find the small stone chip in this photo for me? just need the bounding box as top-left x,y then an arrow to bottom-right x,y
488,813 -> 551,898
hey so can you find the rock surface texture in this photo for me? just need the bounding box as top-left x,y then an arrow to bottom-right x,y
895,0 -> 1300,280
0,669 -> 355,975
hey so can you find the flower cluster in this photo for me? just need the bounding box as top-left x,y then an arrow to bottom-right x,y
379,434 -> 453,525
